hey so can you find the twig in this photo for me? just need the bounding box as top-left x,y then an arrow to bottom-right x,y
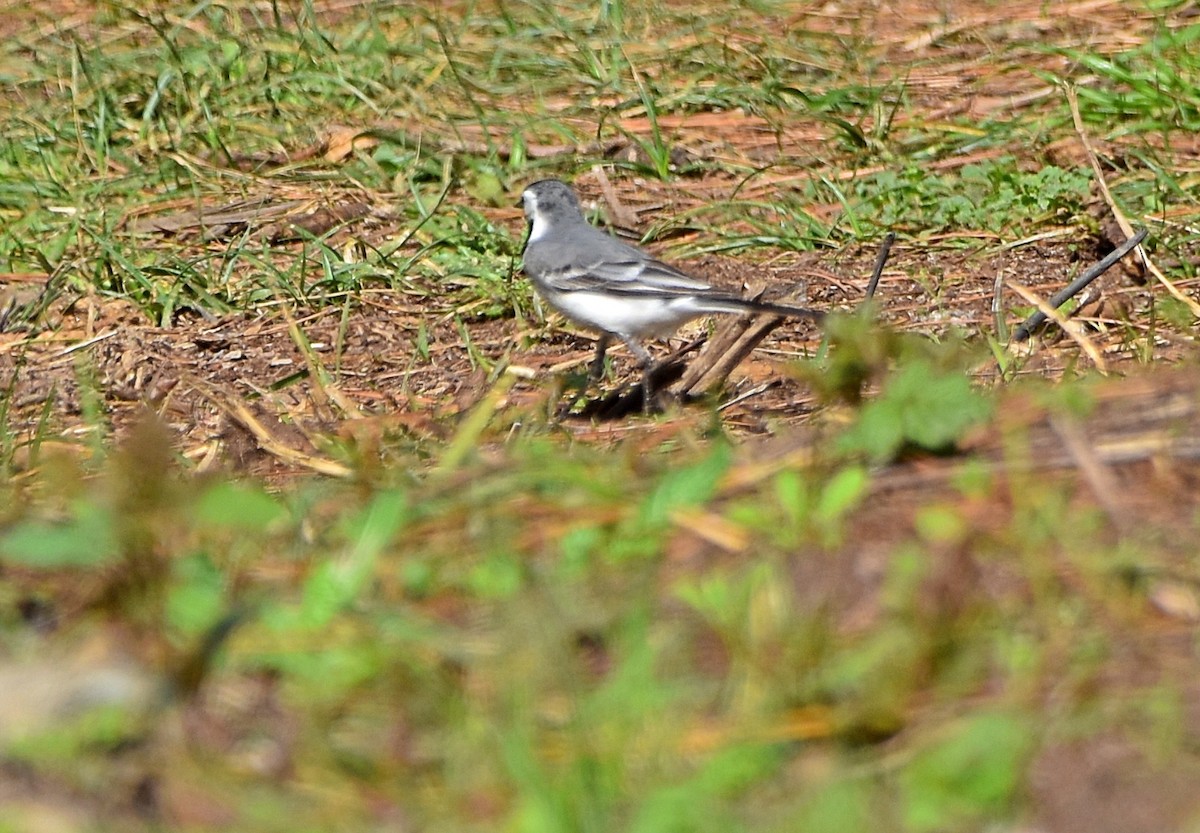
1010,228 -> 1147,341
190,378 -> 352,478
1066,85 -> 1141,267
717,381 -> 778,412
52,329 -> 119,360
1067,85 -> 1200,317
1006,281 -> 1108,373
678,314 -> 787,397
865,232 -> 895,300
674,282 -> 789,397
591,165 -> 639,229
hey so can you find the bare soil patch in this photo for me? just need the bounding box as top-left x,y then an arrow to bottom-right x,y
1,232 -> 1178,480
3,2 -> 1192,480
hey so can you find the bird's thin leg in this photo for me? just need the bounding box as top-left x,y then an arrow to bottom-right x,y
617,335 -> 658,414
589,334 -> 611,382
555,334 -> 612,420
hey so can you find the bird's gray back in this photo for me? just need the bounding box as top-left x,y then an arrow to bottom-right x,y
524,222 -> 712,295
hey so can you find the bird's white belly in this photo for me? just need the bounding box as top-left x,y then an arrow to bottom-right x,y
547,291 -> 706,339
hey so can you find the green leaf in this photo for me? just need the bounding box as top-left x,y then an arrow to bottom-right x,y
797,778 -> 873,833
629,744 -> 781,833
816,466 -> 870,525
195,482 -> 288,532
842,359 -> 992,461
0,500 -> 117,568
899,712 -> 1034,832
467,552 -> 524,598
166,553 -> 227,637
299,490 -> 408,627
641,444 -> 732,527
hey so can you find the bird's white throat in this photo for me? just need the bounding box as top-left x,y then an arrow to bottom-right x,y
524,194 -> 551,243
527,211 -> 551,243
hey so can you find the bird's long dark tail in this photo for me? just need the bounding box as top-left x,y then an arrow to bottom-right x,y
697,296 -> 827,322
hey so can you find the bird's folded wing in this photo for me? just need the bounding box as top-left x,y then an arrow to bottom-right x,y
539,256 -> 713,296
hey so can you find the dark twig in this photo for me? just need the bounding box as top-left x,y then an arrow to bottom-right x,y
673,282 -> 787,399
677,312 -> 786,398
866,232 -> 895,300
1011,228 -> 1148,342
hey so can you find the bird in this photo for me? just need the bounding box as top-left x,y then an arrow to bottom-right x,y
519,178 -> 825,410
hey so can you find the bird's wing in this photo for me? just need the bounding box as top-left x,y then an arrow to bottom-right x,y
537,252 -> 713,296
526,218 -> 716,295
543,259 -> 708,292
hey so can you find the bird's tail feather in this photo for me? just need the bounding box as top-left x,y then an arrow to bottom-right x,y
696,296 -> 826,322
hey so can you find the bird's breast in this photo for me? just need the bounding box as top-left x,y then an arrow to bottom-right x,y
539,289 -> 707,339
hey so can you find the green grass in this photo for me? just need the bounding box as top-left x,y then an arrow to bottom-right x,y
3,1 -> 1200,830
3,0 -> 1198,317
1,370 -> 1193,830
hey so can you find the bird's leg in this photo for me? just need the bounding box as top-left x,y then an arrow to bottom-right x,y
555,334 -> 612,420
589,333 -> 611,382
617,335 -> 659,414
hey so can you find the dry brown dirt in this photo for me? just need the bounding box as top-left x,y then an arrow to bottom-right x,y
1,0 -> 1197,482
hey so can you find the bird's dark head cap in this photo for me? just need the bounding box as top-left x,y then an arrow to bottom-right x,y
520,179 -> 583,223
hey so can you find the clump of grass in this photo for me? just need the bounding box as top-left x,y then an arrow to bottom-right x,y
3,371 -> 1197,829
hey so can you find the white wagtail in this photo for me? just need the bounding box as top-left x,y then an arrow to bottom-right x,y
520,179 -> 825,408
